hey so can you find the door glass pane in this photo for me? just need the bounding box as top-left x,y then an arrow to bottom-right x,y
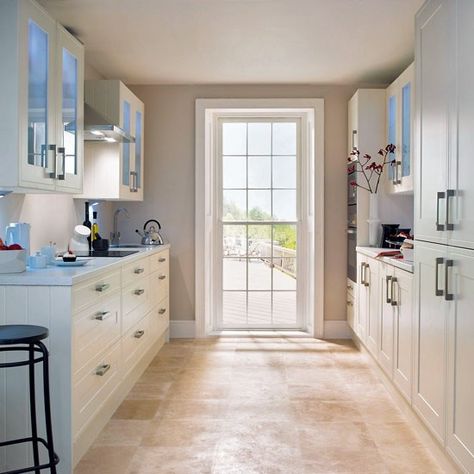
223,190 -> 246,221
273,156 -> 296,188
62,48 -> 77,175
223,292 -> 246,326
223,258 -> 246,290
273,292 -> 297,326
273,190 -> 297,221
248,225 -> 271,257
248,258 -> 271,290
388,95 -> 397,180
135,110 -> 142,188
248,156 -> 271,188
273,259 -> 297,290
248,292 -> 272,325
402,84 -> 411,178
248,190 -> 271,220
223,123 -> 246,155
28,20 -> 49,168
272,123 -> 296,155
223,156 -> 246,188
122,100 -> 131,186
248,123 -> 271,155
223,225 -> 247,257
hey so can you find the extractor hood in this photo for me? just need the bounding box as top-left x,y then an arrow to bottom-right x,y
83,103 -> 135,143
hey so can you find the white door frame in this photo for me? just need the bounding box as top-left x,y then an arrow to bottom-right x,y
195,98 -> 324,338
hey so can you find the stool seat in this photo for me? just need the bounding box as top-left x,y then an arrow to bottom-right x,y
0,324 -> 49,345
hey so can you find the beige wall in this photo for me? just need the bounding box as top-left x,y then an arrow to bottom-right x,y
114,84 -> 358,322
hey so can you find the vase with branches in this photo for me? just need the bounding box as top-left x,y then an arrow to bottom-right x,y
347,144 -> 396,194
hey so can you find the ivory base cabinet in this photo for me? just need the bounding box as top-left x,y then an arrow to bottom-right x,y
0,247 -> 170,473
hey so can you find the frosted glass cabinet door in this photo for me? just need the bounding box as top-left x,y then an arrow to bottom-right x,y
387,93 -> 397,182
133,105 -> 144,200
21,4 -> 56,189
55,26 -> 84,192
122,99 -> 132,188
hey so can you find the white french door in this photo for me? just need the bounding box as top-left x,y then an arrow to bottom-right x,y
216,117 -> 303,329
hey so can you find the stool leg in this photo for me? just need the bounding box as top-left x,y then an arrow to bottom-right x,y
38,341 -> 57,474
28,344 -> 40,474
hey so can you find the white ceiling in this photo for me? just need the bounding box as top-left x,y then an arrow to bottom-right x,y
40,0 -> 424,85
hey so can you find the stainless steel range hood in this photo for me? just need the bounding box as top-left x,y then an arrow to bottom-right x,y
83,103 -> 135,143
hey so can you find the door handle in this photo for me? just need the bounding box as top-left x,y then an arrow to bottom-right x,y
395,160 -> 402,185
158,257 -> 167,263
94,311 -> 112,321
96,283 -> 110,293
57,147 -> 66,180
360,263 -> 365,285
134,288 -> 145,296
134,267 -> 145,274
364,264 -> 370,287
47,145 -> 57,178
158,308 -> 167,315
158,274 -> 167,280
390,277 -> 398,306
351,130 -> 357,150
436,192 -> 446,231
435,257 -> 444,297
95,364 -> 111,376
445,259 -> 454,301
386,275 -> 392,304
134,330 -> 145,339
446,189 -> 455,231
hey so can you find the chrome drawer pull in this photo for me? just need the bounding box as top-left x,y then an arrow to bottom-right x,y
390,277 -> 398,306
158,274 -> 166,280
96,283 -> 110,292
445,259 -> 454,301
158,257 -> 166,263
436,192 -> 446,231
386,275 -> 392,303
435,257 -> 445,297
134,289 -> 145,296
94,311 -> 111,321
364,264 -> 370,287
446,189 -> 455,231
134,268 -> 145,274
134,330 -> 145,339
158,308 -> 167,315
95,364 -> 111,376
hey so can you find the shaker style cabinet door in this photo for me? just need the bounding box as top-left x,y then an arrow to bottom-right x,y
378,264 -> 394,377
54,24 -> 84,193
365,259 -> 379,357
446,246 -> 474,472
414,0 -> 455,245
448,0 -> 474,250
356,253 -> 368,342
412,240 -> 449,443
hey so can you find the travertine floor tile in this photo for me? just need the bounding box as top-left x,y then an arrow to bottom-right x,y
76,337 -> 445,474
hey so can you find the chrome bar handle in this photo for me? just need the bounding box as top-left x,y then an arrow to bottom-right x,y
47,145 -> 57,178
360,263 -> 365,285
158,308 -> 167,315
351,130 -> 357,150
436,192 -> 446,231
445,259 -> 454,301
134,268 -> 145,274
446,189 -> 455,231
95,364 -> 111,376
134,330 -> 145,339
57,147 -> 66,180
130,171 -> 138,192
391,277 -> 398,306
386,275 -> 392,304
96,283 -> 110,293
435,257 -> 445,297
158,274 -> 167,280
158,257 -> 167,263
134,289 -> 145,296
395,161 -> 402,185
364,264 -> 370,287
94,311 -> 112,321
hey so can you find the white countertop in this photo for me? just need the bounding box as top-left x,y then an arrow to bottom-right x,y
0,244 -> 170,286
356,246 -> 414,273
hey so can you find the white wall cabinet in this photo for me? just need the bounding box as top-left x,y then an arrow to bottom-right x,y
0,0 -> 84,194
386,63 -> 414,194
80,80 -> 144,201
0,247 -> 170,474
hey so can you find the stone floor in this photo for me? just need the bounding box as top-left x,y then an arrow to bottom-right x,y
75,337 -> 444,474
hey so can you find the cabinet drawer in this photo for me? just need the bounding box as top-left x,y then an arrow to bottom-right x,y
347,278 -> 356,297
149,269 -> 169,308
73,271 -> 121,313
73,291 -> 121,373
122,276 -> 150,316
73,341 -> 121,435
122,257 -> 150,287
122,312 -> 151,375
150,298 -> 169,340
149,249 -> 169,274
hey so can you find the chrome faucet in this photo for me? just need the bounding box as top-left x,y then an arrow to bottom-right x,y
111,208 -> 130,246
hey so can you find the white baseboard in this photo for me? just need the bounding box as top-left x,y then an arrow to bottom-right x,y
170,320 -> 196,339
323,320 -> 352,339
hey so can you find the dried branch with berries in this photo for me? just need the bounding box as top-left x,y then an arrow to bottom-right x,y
347,144 -> 396,194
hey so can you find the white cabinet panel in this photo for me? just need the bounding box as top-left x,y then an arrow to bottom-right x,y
378,264 -> 394,376
413,240 -> 448,442
356,253 -> 368,341
446,246 -> 474,472
365,259 -> 379,357
415,0 -> 455,245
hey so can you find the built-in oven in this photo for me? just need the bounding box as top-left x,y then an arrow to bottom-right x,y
347,227 -> 357,282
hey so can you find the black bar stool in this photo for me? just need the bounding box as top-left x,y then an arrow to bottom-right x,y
0,325 -> 59,474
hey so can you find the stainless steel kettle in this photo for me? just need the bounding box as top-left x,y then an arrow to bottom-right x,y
135,219 -> 164,246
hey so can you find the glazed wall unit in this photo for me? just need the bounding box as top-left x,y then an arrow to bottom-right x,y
79,80 -> 144,201
0,248 -> 170,473
0,0 -> 84,193
386,63 -> 415,194
414,1 -> 474,472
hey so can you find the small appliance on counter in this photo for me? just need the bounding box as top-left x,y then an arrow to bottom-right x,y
69,225 -> 91,253
5,222 -> 30,256
135,219 -> 165,246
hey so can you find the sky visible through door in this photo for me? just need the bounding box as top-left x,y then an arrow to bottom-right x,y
221,120 -> 299,328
